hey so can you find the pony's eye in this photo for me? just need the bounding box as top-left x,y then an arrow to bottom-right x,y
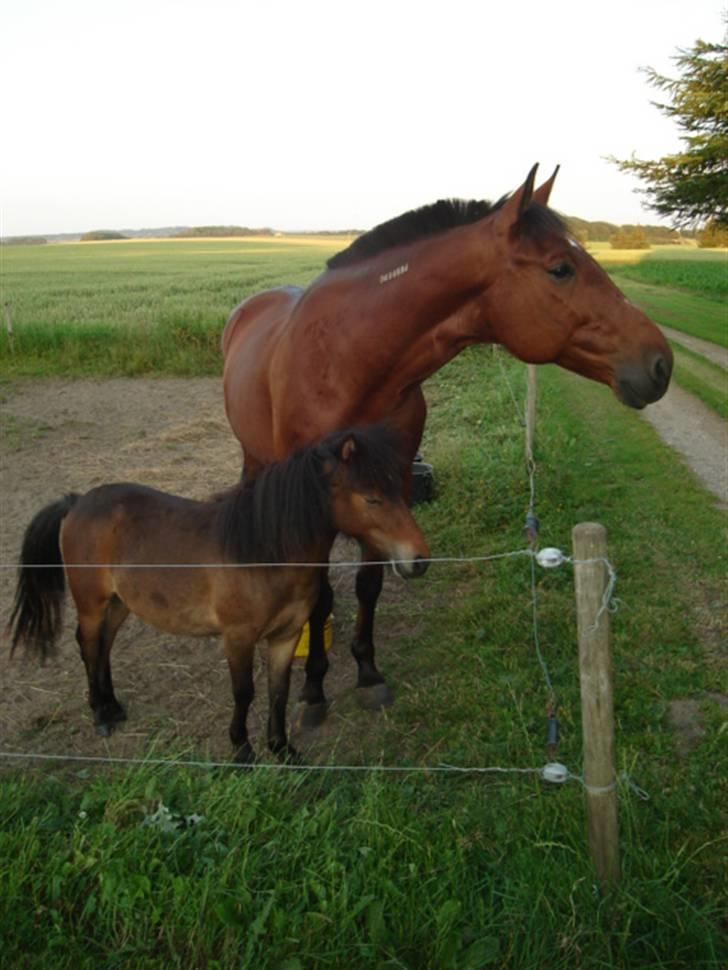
365,496 -> 383,506
547,261 -> 575,281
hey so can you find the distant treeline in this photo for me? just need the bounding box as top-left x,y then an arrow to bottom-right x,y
81,230 -> 128,242
564,216 -> 688,245
174,226 -> 275,238
0,235 -> 48,246
2,216 -> 716,248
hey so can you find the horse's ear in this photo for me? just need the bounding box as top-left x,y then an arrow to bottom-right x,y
495,163 -> 539,228
340,436 -> 357,462
532,164 -> 560,206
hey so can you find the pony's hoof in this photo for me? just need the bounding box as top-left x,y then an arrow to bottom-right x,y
356,683 -> 394,710
95,723 -> 113,738
233,742 -> 256,767
294,700 -> 329,730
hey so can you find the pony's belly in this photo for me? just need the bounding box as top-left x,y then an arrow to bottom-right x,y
111,569 -> 220,638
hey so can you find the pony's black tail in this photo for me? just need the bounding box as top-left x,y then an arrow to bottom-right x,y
7,494 -> 79,658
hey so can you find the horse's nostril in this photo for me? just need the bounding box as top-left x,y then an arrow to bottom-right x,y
652,353 -> 672,387
412,555 -> 429,577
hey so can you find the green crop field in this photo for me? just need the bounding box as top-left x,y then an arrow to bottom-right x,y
0,237 -> 348,375
0,238 -> 726,966
593,246 -> 727,348
606,249 -> 727,300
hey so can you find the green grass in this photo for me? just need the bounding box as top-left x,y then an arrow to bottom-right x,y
2,349 -> 726,967
607,275 -> 727,350
597,249 -> 727,415
606,250 -> 727,300
0,238 -> 346,375
670,343 -> 728,419
1,239 -> 726,966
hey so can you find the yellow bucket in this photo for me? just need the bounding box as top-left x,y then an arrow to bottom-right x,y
294,614 -> 334,658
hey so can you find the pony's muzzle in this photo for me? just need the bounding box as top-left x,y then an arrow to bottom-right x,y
392,555 -> 429,579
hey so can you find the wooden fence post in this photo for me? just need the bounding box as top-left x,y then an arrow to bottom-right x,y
572,522 -> 620,888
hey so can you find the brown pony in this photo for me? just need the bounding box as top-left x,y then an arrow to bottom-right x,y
222,164 -> 673,721
8,426 -> 428,763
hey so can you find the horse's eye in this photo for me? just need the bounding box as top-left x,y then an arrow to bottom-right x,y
365,496 -> 383,506
547,261 -> 574,281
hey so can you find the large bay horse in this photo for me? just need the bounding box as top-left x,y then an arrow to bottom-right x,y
9,426 -> 428,763
222,164 -> 673,722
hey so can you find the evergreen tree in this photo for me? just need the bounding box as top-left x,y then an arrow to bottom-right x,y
610,29 -> 728,227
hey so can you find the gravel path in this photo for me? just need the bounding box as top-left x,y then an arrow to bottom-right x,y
641,384 -> 727,507
641,328 -> 727,508
661,325 -> 728,369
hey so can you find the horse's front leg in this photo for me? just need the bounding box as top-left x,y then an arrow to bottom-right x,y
351,558 -> 393,709
297,571 -> 333,728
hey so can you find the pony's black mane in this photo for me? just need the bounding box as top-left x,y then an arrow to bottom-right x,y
217,425 -> 407,564
326,197 -> 567,270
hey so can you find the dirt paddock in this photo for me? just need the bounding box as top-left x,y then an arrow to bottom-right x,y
0,378 -> 416,765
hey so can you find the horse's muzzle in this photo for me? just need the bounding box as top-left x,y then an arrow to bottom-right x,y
616,348 -> 673,409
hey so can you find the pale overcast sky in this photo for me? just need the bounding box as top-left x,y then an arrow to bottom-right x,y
1,0 -> 724,235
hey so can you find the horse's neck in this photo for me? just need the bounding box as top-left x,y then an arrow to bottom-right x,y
323,223 -> 496,389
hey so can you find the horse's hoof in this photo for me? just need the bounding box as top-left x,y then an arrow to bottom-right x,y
95,723 -> 113,738
356,683 -> 394,710
275,744 -> 304,766
294,700 -> 329,730
98,702 -> 126,726
233,742 -> 256,767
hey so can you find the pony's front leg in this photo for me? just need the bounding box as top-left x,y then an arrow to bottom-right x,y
351,560 -> 393,710
297,572 -> 333,728
267,631 -> 303,763
223,630 -> 257,765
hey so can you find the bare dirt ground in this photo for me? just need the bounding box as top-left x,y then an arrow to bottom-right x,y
0,378 -> 417,766
1,367 -> 724,765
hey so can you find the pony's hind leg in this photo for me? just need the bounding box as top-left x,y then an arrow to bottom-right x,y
76,595 -> 129,736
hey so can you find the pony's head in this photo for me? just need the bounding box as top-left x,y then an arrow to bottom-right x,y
319,426 -> 429,578
220,426 -> 429,576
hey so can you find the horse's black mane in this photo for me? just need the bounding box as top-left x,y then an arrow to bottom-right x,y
326,197 -> 567,270
217,425 -> 407,564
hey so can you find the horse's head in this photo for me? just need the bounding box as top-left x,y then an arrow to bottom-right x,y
322,427 -> 429,578
481,165 -> 672,408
